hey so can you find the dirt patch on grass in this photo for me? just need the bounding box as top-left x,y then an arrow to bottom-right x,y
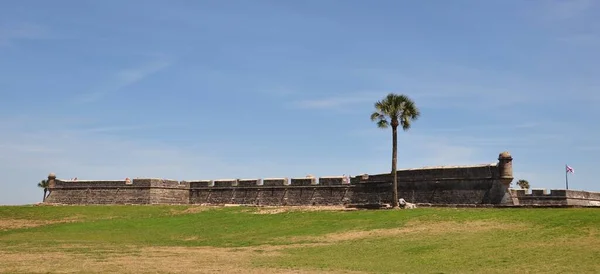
0,217 -> 81,231
165,205 -> 358,215
169,206 -> 213,215
253,206 -> 357,215
183,236 -> 200,241
0,245 -> 364,274
279,220 -> 527,244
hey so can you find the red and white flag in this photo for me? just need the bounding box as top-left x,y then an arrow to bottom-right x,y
566,165 -> 574,174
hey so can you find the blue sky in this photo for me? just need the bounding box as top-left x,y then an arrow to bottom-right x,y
1,0 -> 599,205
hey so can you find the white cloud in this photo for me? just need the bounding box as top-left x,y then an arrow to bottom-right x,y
73,58 -> 173,103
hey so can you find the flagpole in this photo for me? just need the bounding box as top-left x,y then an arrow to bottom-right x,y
565,165 -> 569,190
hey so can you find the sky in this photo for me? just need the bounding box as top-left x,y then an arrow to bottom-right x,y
1,0 -> 599,205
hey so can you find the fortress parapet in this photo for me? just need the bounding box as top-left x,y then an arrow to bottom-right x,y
291,177 -> 316,186
42,151 -> 599,207
237,179 -> 260,187
213,179 -> 238,187
318,176 -> 346,186
262,178 -> 288,186
510,188 -> 600,206
189,180 -> 213,187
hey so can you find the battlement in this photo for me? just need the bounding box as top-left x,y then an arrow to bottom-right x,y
43,151 -> 516,206
54,178 -> 187,188
361,163 -> 501,183
42,151 -> 595,207
509,189 -> 600,206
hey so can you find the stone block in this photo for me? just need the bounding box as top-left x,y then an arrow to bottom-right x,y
318,176 -> 345,186
291,178 -> 316,186
531,189 -> 548,196
213,179 -> 237,187
189,180 -> 213,188
262,178 -> 287,186
237,179 -> 259,187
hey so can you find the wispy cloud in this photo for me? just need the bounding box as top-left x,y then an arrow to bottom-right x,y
292,92 -> 385,109
557,33 -> 600,46
0,123 -> 223,204
67,124 -> 183,134
539,0 -> 595,20
354,64 -> 539,107
74,58 -> 174,103
292,83 -> 530,112
364,131 -> 491,169
356,124 -> 574,157
257,87 -> 298,97
282,59 -> 578,113
351,127 -> 583,191
288,63 -> 542,114
533,0 -> 600,47
0,23 -> 50,46
576,145 -> 600,152
417,122 -> 541,134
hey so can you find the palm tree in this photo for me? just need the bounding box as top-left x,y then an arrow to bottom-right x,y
37,179 -> 49,202
371,93 -> 420,208
516,179 -> 530,190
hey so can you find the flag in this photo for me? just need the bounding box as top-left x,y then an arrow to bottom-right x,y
566,165 -> 574,174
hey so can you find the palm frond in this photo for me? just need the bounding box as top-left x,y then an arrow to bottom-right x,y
372,92 -> 419,130
38,180 -> 48,188
370,112 -> 383,121
377,119 -> 389,128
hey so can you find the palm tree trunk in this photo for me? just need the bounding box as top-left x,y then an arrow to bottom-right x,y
43,189 -> 47,202
392,125 -> 399,208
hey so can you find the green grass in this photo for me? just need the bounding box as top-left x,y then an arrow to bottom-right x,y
1,205 -> 599,273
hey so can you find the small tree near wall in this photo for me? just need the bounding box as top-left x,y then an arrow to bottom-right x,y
37,179 -> 49,202
516,179 -> 530,190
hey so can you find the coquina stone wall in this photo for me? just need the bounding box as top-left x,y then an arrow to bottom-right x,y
352,164 -> 512,205
42,151 -> 600,207
510,189 -> 600,206
45,178 -> 189,205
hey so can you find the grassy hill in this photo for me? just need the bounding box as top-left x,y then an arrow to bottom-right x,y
1,205 -> 599,273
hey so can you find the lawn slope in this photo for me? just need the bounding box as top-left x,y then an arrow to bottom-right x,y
1,205 -> 598,273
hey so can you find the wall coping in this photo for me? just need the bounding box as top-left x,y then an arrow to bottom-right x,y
397,163 -> 497,171
57,179 -> 126,182
136,178 -> 175,180
510,188 -> 600,197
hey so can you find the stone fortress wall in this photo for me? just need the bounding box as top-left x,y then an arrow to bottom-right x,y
510,189 -> 600,206
44,152 -> 600,207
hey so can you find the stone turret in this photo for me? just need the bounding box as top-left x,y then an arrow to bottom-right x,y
497,152 -> 517,205
48,173 -> 57,188
46,173 -> 57,202
498,151 -> 513,186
